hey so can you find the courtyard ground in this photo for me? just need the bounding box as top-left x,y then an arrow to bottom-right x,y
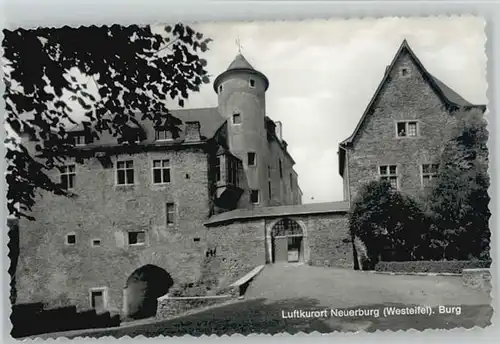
30,264 -> 492,338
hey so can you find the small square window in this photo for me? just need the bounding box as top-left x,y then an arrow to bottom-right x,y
66,234 -> 76,245
401,68 -> 409,76
250,190 -> 259,204
248,152 -> 256,166
92,239 -> 101,247
249,79 -> 256,88
233,113 -> 241,124
128,231 -> 146,245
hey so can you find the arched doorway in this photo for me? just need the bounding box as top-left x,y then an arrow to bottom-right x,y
271,218 -> 304,263
124,264 -> 173,319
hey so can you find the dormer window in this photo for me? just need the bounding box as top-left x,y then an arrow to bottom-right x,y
155,128 -> 173,141
249,79 -> 256,88
74,135 -> 86,146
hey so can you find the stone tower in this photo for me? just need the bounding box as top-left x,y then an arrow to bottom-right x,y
213,54 -> 270,208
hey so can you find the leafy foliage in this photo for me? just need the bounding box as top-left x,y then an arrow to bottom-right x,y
3,24 -> 212,220
427,108 -> 490,260
349,180 -> 429,269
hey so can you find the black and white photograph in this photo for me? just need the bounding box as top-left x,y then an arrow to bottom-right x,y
3,15 -> 493,338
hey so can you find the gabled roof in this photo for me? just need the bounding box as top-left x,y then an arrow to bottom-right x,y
338,39 -> 487,177
340,39 -> 486,148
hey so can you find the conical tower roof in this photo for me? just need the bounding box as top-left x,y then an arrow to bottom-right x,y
214,53 -> 269,92
226,54 -> 255,70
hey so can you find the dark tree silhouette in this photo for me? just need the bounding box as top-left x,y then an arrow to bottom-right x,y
349,180 -> 428,268
427,108 -> 490,260
3,24 -> 212,220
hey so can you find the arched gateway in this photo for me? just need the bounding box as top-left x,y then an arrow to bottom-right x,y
271,218 -> 304,263
123,264 -> 173,319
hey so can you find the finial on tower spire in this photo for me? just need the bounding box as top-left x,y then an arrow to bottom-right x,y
235,37 -> 243,54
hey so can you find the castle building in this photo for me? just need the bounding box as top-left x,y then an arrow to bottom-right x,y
14,40 -> 484,319
338,40 -> 486,203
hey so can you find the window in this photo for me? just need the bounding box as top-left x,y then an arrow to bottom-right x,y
117,160 -> 134,185
227,158 -> 239,185
422,164 -> 439,187
128,231 -> 146,245
66,234 -> 76,245
153,159 -> 171,184
401,67 -> 409,76
90,288 -> 106,310
232,113 -> 241,124
279,160 -> 283,178
249,79 -> 256,88
250,190 -> 259,204
268,181 -> 272,200
248,152 -> 256,166
73,134 -> 87,146
166,203 -> 175,225
91,239 -> 101,247
219,84 -> 223,93
215,157 -> 221,182
155,128 -> 173,141
61,164 -> 76,190
396,121 -> 418,137
379,165 -> 398,189
124,129 -> 141,144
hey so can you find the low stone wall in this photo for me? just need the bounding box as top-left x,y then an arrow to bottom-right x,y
156,294 -> 234,319
462,268 -> 492,293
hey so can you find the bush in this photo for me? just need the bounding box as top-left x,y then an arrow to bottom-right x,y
374,260 -> 491,274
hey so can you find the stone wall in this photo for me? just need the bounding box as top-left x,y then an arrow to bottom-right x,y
16,146 -> 212,313
462,268 -> 492,293
203,219 -> 267,290
156,295 -> 234,320
263,213 -> 352,268
201,211 -> 352,290
346,50 -> 471,202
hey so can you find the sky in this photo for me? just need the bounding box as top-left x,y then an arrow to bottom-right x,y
163,17 -> 488,204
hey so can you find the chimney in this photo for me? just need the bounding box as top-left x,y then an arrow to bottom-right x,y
275,121 -> 283,141
185,121 -> 201,142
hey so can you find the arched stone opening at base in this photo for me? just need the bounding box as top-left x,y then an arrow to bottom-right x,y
271,218 -> 305,263
123,264 -> 173,319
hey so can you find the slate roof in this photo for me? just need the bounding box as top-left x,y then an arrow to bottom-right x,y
338,39 -> 487,177
68,107 -> 226,146
205,201 -> 350,226
227,54 -> 255,70
214,53 -> 269,91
